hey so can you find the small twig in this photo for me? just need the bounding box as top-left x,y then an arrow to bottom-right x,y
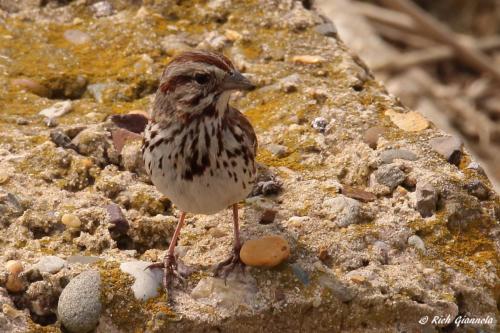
373,36 -> 500,72
379,0 -> 500,84
351,2 -> 417,32
372,23 -> 436,48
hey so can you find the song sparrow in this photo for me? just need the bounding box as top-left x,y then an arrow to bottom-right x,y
142,50 -> 257,297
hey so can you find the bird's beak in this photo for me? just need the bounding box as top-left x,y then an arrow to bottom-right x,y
221,71 -> 255,91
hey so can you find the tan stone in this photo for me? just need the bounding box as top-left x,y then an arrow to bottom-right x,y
292,55 -> 326,64
61,213 -> 81,229
385,110 -> 429,132
5,260 -> 24,292
240,235 -> 290,267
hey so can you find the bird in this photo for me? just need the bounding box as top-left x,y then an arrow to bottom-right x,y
141,50 -> 257,298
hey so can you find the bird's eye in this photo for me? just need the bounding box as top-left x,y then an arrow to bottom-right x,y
194,73 -> 210,84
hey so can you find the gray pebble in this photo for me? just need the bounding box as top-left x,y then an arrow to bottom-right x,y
315,22 -> 337,37
311,117 -> 328,132
91,1 -> 113,17
415,182 -> 438,218
464,180 -> 490,201
324,195 -> 372,227
34,256 -> 66,274
290,263 -> 309,285
66,256 -> 101,265
408,235 -> 425,252
372,164 -> 406,191
318,274 -> 355,302
63,30 -> 90,45
267,144 -> 289,158
57,270 -> 102,333
379,149 -> 417,164
429,136 -> 462,166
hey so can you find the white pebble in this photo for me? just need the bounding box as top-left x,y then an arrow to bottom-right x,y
39,101 -> 73,119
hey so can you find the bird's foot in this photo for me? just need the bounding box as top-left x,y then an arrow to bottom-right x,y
146,253 -> 189,302
214,244 -> 245,282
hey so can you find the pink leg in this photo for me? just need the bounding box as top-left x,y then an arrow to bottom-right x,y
146,212 -> 186,299
214,204 -> 245,279
232,204 -> 241,249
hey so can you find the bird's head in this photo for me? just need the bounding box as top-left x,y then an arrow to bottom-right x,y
153,50 -> 254,122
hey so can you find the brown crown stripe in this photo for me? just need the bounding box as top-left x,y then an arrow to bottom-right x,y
169,51 -> 234,73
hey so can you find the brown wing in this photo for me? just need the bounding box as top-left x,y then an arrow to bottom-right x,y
228,106 -> 258,156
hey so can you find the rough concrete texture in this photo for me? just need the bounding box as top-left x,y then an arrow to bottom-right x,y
0,0 -> 498,332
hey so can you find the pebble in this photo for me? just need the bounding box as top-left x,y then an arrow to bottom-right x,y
0,172 -> 9,184
311,117 -> 328,132
317,246 -> 330,262
363,126 -> 385,149
66,256 -> 101,265
34,256 -> 66,274
279,74 -> 301,93
111,128 -> 142,154
86,83 -> 110,103
111,113 -> 149,134
324,195 -> 372,227
408,235 -> 426,252
61,214 -> 81,229
446,194 -> 482,231
91,1 -> 113,17
290,263 -> 309,285
63,30 -> 91,45
39,101 -> 73,126
0,191 -> 25,225
292,55 -> 326,64
317,274 -> 355,302
467,161 -> 485,174
258,180 -> 281,196
224,29 -> 242,41
385,110 -> 429,132
259,209 -> 277,224
58,270 -> 102,333
379,149 -> 418,164
415,182 -> 438,218
429,136 -> 462,166
464,180 -> 490,201
105,204 -> 129,234
191,275 -> 257,310
50,129 -> 78,150
315,22 -> 337,37
372,164 -> 406,191
5,260 -> 24,293
11,78 -> 50,97
341,185 -> 376,202
119,261 -> 163,301
121,140 -> 147,175
267,144 -> 289,158
240,235 -> 290,267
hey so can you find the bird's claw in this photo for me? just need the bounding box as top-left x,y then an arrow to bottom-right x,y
214,245 -> 245,283
145,253 -> 187,302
